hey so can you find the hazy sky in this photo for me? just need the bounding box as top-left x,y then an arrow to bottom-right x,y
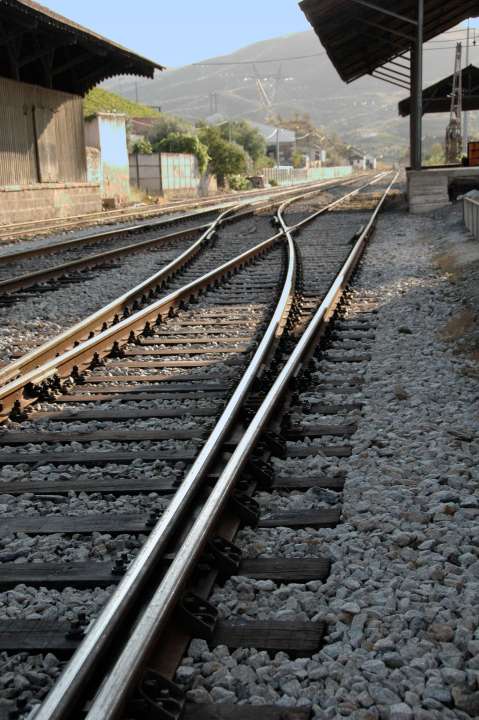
41,1 -> 479,69
43,0 -> 311,67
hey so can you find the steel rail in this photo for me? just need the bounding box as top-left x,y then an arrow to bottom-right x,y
0,176 -> 360,293
0,207 -> 219,264
0,204 -> 241,385
33,171 -> 388,720
0,222 -> 209,295
84,171 -> 398,720
0,226 -> 282,419
0,176 -> 367,408
0,176 -> 357,243
32,202 -> 294,720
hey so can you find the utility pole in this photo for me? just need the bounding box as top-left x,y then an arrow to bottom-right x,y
445,43 -> 463,164
276,129 -> 280,167
410,0 -> 424,170
464,19 -> 470,150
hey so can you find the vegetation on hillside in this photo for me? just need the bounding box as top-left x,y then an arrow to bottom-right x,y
84,88 -> 161,120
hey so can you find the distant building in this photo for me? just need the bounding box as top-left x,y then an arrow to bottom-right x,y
0,0 -> 163,224
250,121 -> 296,165
348,147 -> 377,171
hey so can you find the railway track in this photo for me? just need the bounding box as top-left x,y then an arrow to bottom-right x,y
0,180 -> 332,295
0,177 -> 365,366
0,172 -> 397,720
0,177 -> 355,245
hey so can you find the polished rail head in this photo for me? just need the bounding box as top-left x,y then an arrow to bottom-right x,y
33,171 -> 390,720
32,207 -> 295,720
83,171 -> 397,720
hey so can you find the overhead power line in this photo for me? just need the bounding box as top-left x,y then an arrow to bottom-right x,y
193,52 -> 326,66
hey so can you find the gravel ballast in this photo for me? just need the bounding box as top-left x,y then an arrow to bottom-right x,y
176,203 -> 479,719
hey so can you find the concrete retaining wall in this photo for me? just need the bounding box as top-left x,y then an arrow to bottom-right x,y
0,182 -> 102,226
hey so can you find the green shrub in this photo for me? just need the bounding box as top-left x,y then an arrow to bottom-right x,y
156,133 -> 209,175
228,175 -> 252,191
131,137 -> 153,155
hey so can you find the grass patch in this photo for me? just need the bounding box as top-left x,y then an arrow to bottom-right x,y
84,88 -> 161,120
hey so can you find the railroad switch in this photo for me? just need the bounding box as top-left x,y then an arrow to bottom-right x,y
177,592 -> 218,640
128,670 -> 185,720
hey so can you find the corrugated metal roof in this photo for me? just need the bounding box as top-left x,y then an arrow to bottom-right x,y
399,64 -> 479,116
0,0 -> 164,95
299,0 -> 476,84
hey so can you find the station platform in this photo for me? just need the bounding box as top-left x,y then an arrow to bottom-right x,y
407,166 -> 479,214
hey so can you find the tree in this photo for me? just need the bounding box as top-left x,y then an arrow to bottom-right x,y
198,126 -> 248,186
219,121 -> 266,162
149,114 -> 194,145
156,133 -> 209,175
130,137 -> 153,155
254,154 -> 275,171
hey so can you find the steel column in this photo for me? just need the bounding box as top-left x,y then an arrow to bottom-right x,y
410,0 -> 424,170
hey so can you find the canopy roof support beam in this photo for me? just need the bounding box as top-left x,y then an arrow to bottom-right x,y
347,0 -> 418,26
372,70 -> 410,90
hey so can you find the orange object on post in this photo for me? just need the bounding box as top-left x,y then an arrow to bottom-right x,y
468,142 -> 479,167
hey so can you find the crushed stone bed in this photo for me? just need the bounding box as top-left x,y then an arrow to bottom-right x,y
174,206 -> 479,719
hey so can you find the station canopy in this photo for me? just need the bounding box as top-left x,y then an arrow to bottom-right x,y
0,0 -> 164,95
299,0 -> 476,86
399,65 -> 479,116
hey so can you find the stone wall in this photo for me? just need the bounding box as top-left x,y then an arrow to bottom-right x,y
0,182 -> 102,226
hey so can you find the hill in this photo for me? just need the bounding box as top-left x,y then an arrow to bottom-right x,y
83,87 -> 161,120
104,29 -> 478,161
